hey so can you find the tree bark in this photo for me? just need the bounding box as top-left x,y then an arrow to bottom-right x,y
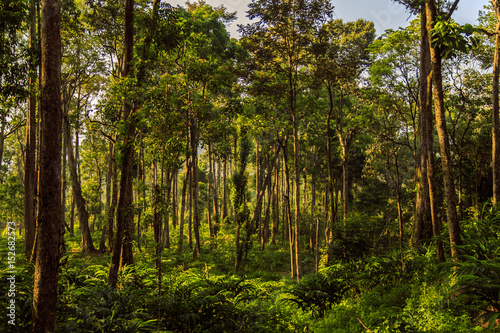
283,139 -> 295,278
31,0 -> 62,330
106,142 -> 117,250
292,114 -> 302,280
109,0 -> 135,288
310,174 -> 316,252
207,144 -> 213,237
492,1 -> 500,205
414,6 -> 432,248
221,158 -> 228,222
178,160 -> 189,253
190,124 -> 201,257
152,161 -> 161,267
426,1 -> 461,258
24,0 -> 37,257
64,115 -> 95,252
163,171 -> 172,249
326,84 -> 336,239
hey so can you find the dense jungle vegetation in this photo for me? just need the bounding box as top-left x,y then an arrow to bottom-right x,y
2,0 -> 500,331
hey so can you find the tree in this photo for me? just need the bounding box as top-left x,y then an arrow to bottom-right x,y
31,0 -> 62,330
491,0 -> 500,205
313,18 -> 375,226
233,124 -> 251,272
108,0 -> 135,288
426,0 -> 463,258
24,0 -> 37,257
241,0 -> 334,280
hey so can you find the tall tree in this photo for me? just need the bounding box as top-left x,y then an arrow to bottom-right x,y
108,0 -> 135,288
492,0 -> 500,205
63,114 -> 96,252
241,0 -> 334,280
426,0 -> 462,258
24,0 -> 37,257
31,0 -> 62,330
313,18 -> 375,226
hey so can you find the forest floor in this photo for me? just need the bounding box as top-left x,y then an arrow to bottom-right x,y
1,225 -> 499,332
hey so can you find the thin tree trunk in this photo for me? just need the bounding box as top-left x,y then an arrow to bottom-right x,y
152,160 -> 161,267
178,160 -> 189,253
62,124 -> 68,233
136,132 -> 143,252
107,143 -> 117,250
172,169 -> 178,229
315,216 -> 320,274
393,148 -> 404,243
31,0 -> 62,329
310,174 -> 316,253
24,0 -> 37,256
208,144 -> 213,237
190,124 -> 201,257
283,140 -> 295,278
64,115 -> 95,252
100,141 -> 113,252
292,115 -> 302,280
213,159 -> 220,234
492,1 -> 500,205
222,159 -> 228,222
69,194 -> 75,236
271,152 -> 279,245
163,171 -> 172,249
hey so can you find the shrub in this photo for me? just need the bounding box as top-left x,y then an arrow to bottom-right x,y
283,270 -> 349,318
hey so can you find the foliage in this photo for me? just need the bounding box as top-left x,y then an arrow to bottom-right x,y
283,269 -> 349,318
453,207 -> 500,329
431,17 -> 480,59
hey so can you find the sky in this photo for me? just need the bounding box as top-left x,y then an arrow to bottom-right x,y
166,0 -> 491,38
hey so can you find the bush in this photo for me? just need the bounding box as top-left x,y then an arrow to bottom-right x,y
283,270 -> 349,318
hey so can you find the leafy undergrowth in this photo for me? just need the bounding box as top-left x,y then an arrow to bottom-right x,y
2,211 -> 500,332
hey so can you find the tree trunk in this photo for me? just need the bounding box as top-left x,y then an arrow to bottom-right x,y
222,159 -> 228,222
271,153 -> 279,245
207,144 -> 213,237
163,171 -> 172,249
422,24 -> 445,262
107,142 -> 117,250
213,159 -> 220,234
426,1 -> 461,258
178,160 -> 189,253
152,161 -> 161,267
0,123 -> 4,183
326,86 -> 337,237
492,2 -> 500,205
283,140 -> 295,278
109,0 -> 135,288
310,173 -> 316,253
172,169 -> 178,229
24,0 -> 37,256
414,7 -> 432,249
64,115 -> 95,252
190,124 -> 201,257
292,114 -> 302,280
101,141 -> 114,251
62,124 -> 68,233
69,194 -> 75,236
31,0 -> 62,329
